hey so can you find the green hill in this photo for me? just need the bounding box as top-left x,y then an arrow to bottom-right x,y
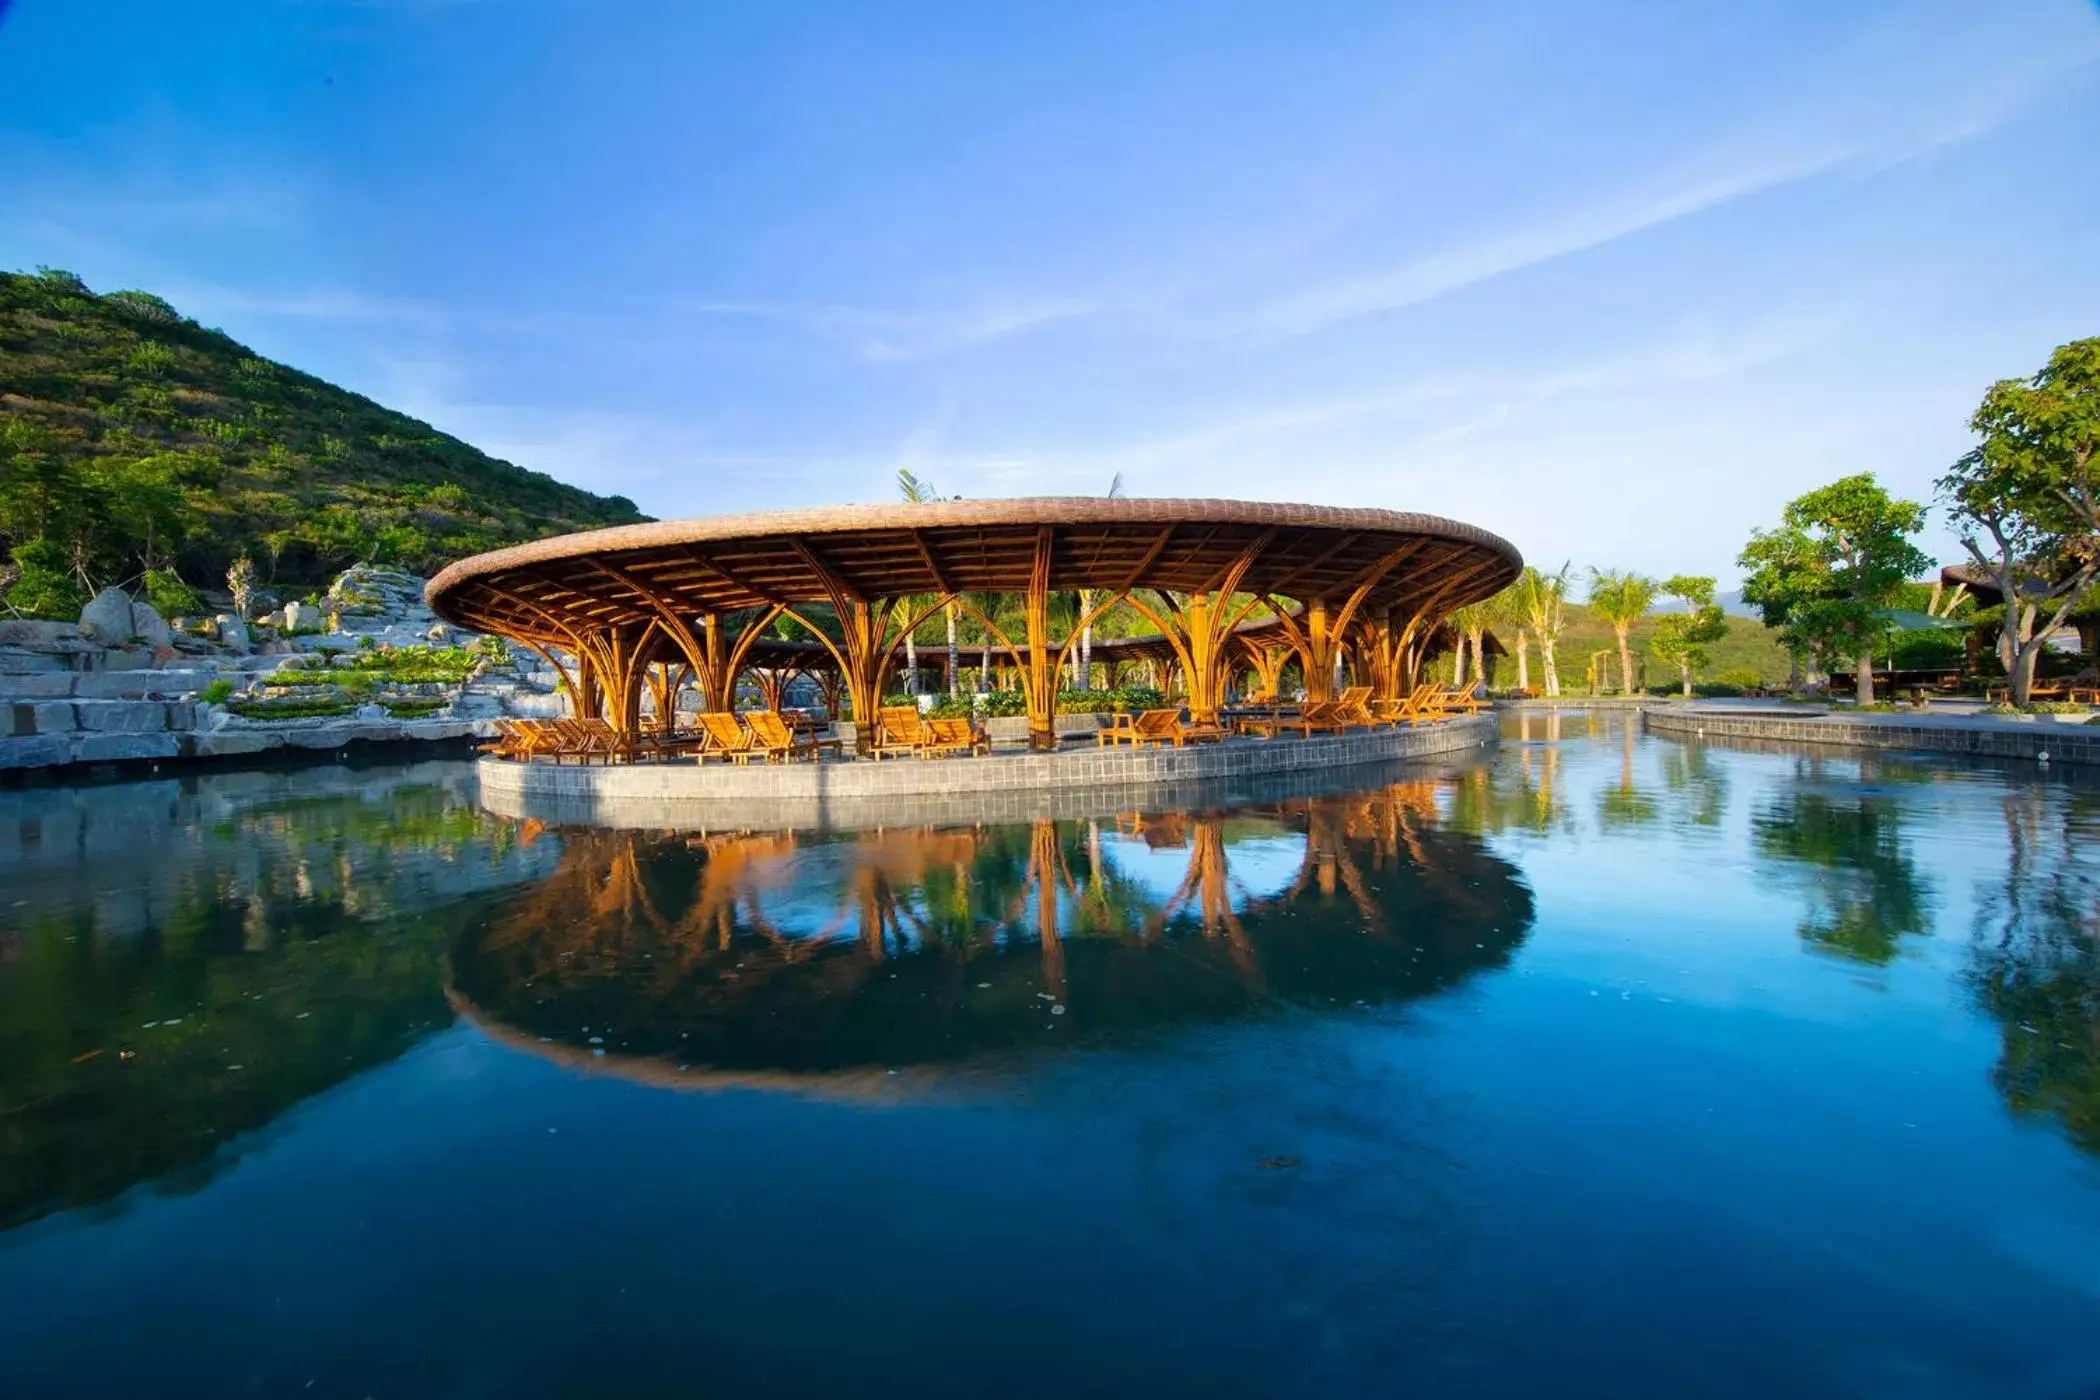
0,266 -> 647,613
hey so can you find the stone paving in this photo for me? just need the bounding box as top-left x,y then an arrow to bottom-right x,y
1644,704 -> 2100,767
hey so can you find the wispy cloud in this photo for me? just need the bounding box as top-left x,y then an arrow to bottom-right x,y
1237,43 -> 2098,343
669,293 -> 1096,362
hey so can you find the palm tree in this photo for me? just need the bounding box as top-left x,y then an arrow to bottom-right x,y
1586,568 -> 1658,695
1486,583 -> 1531,692
1074,473 -> 1125,691
897,468 -> 959,695
1445,599 -> 1493,691
1511,564 -> 1571,697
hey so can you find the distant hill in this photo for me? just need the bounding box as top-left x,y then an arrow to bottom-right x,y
0,267 -> 647,599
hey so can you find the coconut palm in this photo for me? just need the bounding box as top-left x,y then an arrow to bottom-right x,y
1073,472 -> 1125,690
1486,582 -> 1531,692
1586,568 -> 1658,695
897,468 -> 960,695
1445,599 -> 1493,691
1510,564 -> 1571,697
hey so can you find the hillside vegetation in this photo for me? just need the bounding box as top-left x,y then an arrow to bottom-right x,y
0,267 -> 645,610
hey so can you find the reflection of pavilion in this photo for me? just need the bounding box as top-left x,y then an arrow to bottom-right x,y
450,781 -> 1534,1092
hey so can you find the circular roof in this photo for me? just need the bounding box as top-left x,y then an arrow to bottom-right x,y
425,497 -> 1521,644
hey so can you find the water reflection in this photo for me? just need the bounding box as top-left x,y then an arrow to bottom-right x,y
1966,786 -> 2100,1155
1752,779 -> 1934,965
0,765 -> 558,1230
448,781 -> 1536,1091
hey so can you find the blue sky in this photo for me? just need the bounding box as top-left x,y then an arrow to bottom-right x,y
3,0 -> 2097,584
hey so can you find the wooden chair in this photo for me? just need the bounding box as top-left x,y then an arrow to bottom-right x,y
1117,708 -> 1227,747
1438,684 -> 1489,714
1234,706 -> 1313,739
918,716 -> 990,758
747,709 -> 842,762
695,711 -> 756,763
1303,686 -> 1379,734
1383,683 -> 1455,727
871,705 -> 927,760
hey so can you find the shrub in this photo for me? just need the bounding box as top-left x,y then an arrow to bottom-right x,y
200,678 -> 236,705
141,567 -> 202,619
1110,684 -> 1165,711
1713,667 -> 1764,690
227,696 -> 355,720
337,671 -> 376,699
4,538 -> 82,620
981,689 -> 1027,717
925,695 -> 975,719
379,696 -> 448,718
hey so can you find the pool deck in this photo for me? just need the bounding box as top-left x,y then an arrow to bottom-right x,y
475,712 -> 1499,830
1643,703 -> 2100,768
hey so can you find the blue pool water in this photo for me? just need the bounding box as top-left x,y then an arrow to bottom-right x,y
1,714 -> 2096,1397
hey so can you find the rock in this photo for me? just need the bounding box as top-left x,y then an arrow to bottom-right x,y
214,613 -> 250,654
426,623 -> 452,643
0,735 -> 71,769
23,701 -> 77,734
79,588 -> 137,643
74,732 -> 180,763
284,600 -> 320,632
0,619 -> 84,647
0,674 -> 76,698
74,700 -> 168,734
129,601 -> 173,649
191,730 -> 281,758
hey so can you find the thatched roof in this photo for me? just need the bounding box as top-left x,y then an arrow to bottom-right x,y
425,496 -> 1521,646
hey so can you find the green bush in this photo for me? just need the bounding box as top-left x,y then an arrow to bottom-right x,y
379,696 -> 448,718
337,671 -> 376,699
4,538 -> 82,620
981,689 -> 1027,717
925,695 -> 975,719
1109,684 -> 1166,711
227,696 -> 355,721
141,567 -> 202,619
1713,667 -> 1764,690
200,678 -> 235,705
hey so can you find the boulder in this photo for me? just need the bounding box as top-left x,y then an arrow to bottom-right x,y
214,613 -> 251,654
74,732 -> 181,763
79,588 -> 137,643
283,600 -> 317,632
0,735 -> 71,769
129,600 -> 174,649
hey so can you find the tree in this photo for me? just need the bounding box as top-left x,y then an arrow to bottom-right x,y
1585,569 -> 1657,694
897,468 -> 958,694
226,556 -> 257,621
1510,564 -> 1571,697
1938,338 -> 2100,705
1648,575 -> 1729,696
1739,474 -> 1930,705
1445,599 -> 1492,690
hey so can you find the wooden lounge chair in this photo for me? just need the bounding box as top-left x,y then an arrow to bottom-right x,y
871,705 -> 927,760
695,711 -> 757,763
1115,708 -> 1228,747
1234,705 -> 1313,739
1437,684 -> 1489,714
747,709 -> 842,762
1302,686 -> 1380,734
918,716 -> 990,758
1383,683 -> 1455,726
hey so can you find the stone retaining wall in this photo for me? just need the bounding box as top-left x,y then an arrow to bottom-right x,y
477,713 -> 1498,831
1643,706 -> 2100,767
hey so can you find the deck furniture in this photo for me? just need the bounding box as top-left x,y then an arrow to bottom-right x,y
918,716 -> 990,758
1103,708 -> 1229,747
870,705 -> 928,760
1302,686 -> 1381,734
746,710 -> 841,762
694,711 -> 757,763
